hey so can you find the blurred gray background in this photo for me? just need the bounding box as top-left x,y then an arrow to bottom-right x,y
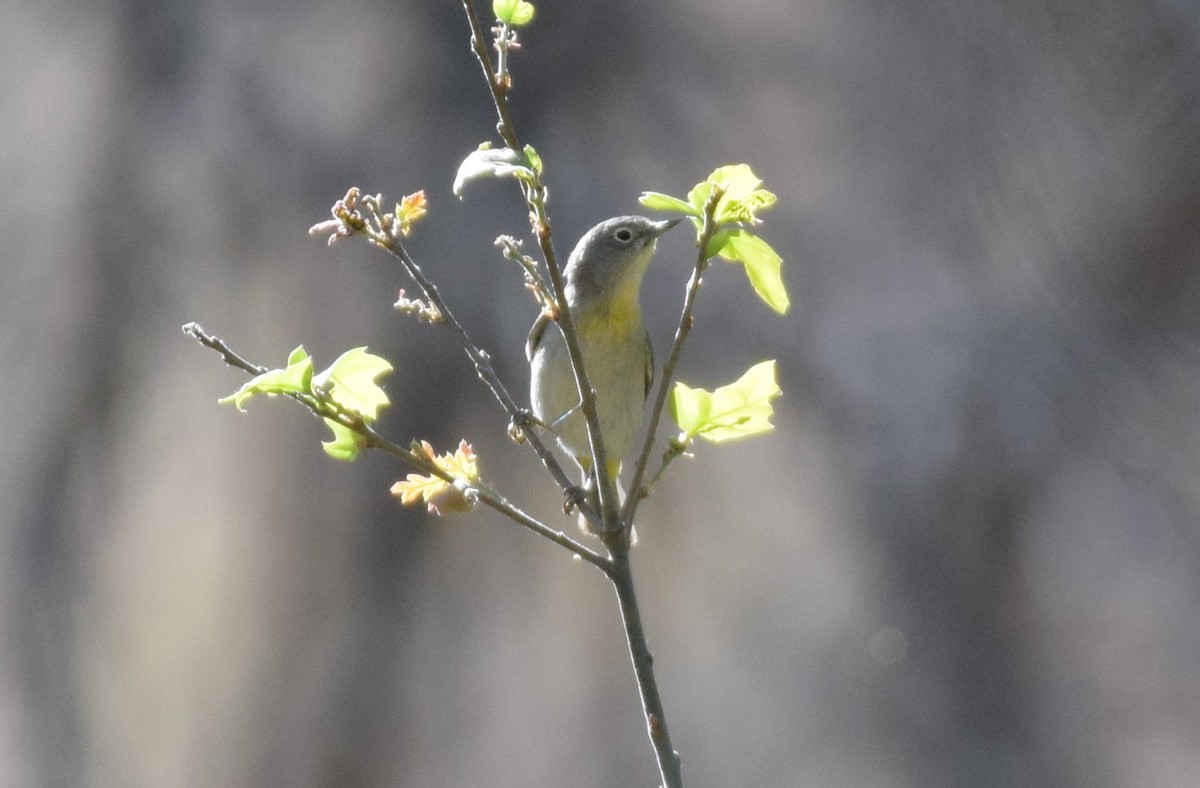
4,0 -> 1200,785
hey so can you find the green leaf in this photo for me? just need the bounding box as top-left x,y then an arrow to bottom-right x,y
639,191 -> 701,217
322,418 -> 366,461
312,347 -> 393,421
686,180 -> 715,217
707,164 -> 762,201
286,345 -> 310,366
523,144 -> 543,176
684,164 -> 779,225
704,164 -> 777,225
494,0 -> 535,26
705,229 -> 732,258
710,230 -> 789,314
218,346 -> 314,411
670,360 -> 782,443
452,145 -> 534,198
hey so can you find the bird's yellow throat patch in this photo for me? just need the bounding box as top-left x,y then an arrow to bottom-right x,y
575,275 -> 644,341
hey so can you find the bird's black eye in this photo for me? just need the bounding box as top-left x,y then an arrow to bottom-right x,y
613,226 -> 634,243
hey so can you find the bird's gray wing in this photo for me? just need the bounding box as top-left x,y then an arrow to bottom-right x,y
526,312 -> 551,362
643,327 -> 654,399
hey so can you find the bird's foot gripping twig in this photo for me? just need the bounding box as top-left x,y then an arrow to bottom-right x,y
562,484 -> 588,516
507,408 -> 543,444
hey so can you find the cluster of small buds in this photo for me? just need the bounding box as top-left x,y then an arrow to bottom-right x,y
491,20 -> 523,49
495,234 -> 553,312
310,188 -> 430,251
359,191 -> 428,243
359,193 -> 390,239
491,22 -> 522,90
308,187 -> 367,246
393,289 -> 443,324
722,190 -> 776,226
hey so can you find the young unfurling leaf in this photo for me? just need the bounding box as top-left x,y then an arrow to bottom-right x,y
708,230 -> 789,314
216,344 -> 391,460
453,145 -> 535,198
393,190 -> 428,237
218,346 -> 313,411
670,360 -> 781,444
392,440 -> 481,515
640,164 -> 788,313
493,0 -> 535,26
312,347 -> 393,421
638,191 -> 701,217
699,164 -> 777,225
322,418 -> 368,461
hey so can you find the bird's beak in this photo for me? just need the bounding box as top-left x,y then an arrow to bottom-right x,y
649,218 -> 682,237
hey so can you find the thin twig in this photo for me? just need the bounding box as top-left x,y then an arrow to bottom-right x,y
461,0 -> 618,535
316,189 -> 600,525
462,0 -> 519,150
642,439 -> 689,499
622,187 -> 724,524
359,427 -> 610,570
184,322 -> 610,570
526,189 -> 621,536
375,232 -> 599,525
461,7 -> 683,783
609,543 -> 683,788
183,322 -> 267,376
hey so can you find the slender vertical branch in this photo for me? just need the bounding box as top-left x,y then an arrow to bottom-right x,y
462,6 -> 682,783
526,188 -> 620,535
622,187 -> 724,524
461,0 -> 619,533
607,543 -> 683,788
462,0 -> 519,150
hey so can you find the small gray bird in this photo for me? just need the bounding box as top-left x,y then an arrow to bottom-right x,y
527,215 -> 679,527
